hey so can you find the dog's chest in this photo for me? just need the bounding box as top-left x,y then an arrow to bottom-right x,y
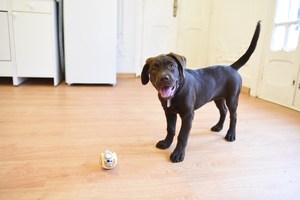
161,98 -> 182,114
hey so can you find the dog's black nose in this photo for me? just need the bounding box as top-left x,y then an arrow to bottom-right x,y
160,75 -> 170,82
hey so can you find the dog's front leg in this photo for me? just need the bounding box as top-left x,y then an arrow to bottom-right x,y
156,111 -> 177,149
170,111 -> 194,163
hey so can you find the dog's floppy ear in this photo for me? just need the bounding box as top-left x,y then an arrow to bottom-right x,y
167,52 -> 186,78
141,57 -> 153,85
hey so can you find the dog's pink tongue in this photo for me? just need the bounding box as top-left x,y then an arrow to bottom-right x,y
160,87 -> 172,98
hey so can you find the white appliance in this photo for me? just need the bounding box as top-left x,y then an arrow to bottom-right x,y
64,0 -> 117,85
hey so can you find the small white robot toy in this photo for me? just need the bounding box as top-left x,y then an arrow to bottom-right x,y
100,150 -> 118,169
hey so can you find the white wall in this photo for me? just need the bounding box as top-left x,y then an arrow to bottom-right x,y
207,0 -> 273,96
116,0 -> 139,73
117,0 -> 273,96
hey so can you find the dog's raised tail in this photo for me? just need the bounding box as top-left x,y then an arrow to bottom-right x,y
231,21 -> 261,70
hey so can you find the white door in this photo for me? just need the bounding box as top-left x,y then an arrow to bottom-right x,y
141,0 -> 209,69
294,73 -> 300,109
258,0 -> 300,109
259,42 -> 300,107
141,0 -> 178,62
176,0 -> 210,68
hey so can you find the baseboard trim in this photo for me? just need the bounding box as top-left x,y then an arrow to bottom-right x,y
117,73 -> 136,79
241,86 -> 250,94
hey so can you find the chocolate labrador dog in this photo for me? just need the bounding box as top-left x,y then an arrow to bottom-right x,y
141,21 -> 260,162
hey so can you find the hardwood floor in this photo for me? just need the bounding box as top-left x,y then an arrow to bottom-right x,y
0,77 -> 300,200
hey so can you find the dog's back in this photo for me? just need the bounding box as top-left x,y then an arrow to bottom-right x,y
183,66 -> 241,108
183,20 -> 261,106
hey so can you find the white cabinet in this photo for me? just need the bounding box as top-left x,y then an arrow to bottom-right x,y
11,0 -> 52,13
0,12 -> 10,61
0,0 -> 61,86
13,12 -> 54,78
12,0 -> 61,86
0,0 -> 12,76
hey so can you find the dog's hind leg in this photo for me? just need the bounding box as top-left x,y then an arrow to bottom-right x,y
224,97 -> 238,142
211,99 -> 227,132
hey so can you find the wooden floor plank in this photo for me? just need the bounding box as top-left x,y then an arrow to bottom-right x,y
0,77 -> 300,199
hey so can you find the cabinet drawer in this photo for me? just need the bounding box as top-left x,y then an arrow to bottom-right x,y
12,0 -> 52,13
0,12 -> 11,61
0,0 -> 8,11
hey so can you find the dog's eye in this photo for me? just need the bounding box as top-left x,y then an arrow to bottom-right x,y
168,64 -> 175,70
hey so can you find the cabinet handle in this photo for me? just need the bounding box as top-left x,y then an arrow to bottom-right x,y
293,80 -> 296,85
298,83 -> 300,89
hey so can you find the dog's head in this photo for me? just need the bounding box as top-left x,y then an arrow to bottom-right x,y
141,52 -> 186,100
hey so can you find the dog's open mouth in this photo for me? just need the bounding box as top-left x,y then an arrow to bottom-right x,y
159,85 -> 176,99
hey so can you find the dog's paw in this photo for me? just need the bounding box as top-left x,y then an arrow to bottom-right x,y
170,150 -> 185,163
211,124 -> 223,132
156,140 -> 172,149
225,131 -> 236,142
